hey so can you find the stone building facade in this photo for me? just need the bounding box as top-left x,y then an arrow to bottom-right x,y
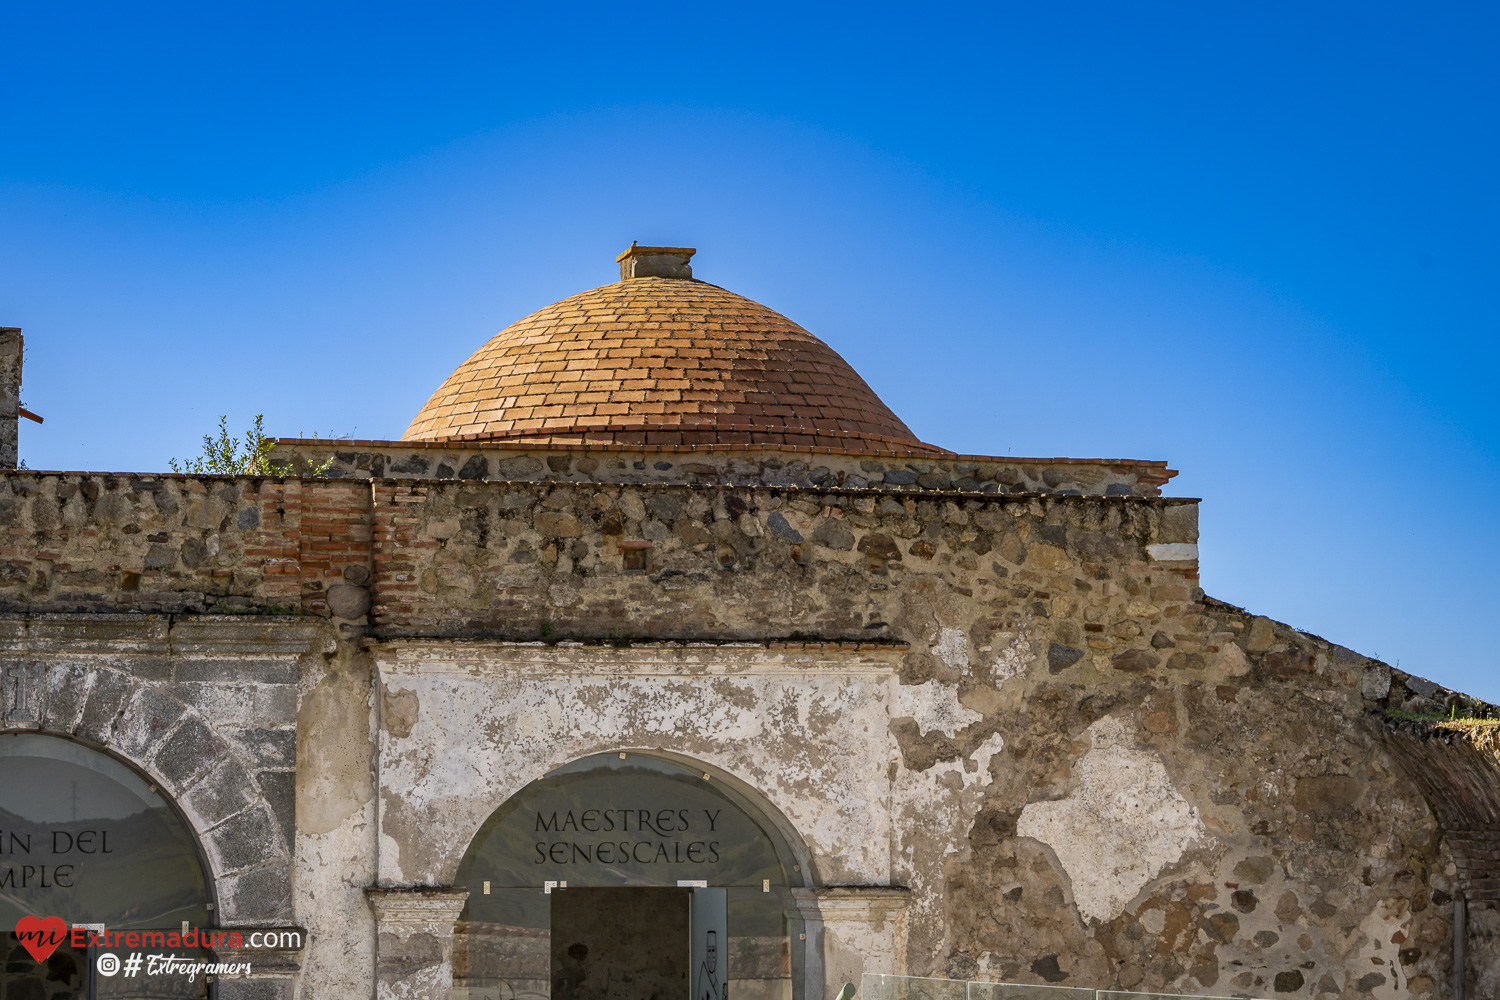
0,246 -> 1495,1000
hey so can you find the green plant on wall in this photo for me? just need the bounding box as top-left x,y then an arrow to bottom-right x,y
169,415 -> 333,477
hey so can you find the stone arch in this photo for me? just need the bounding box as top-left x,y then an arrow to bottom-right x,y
3,660 -> 294,925
628,748 -> 821,884
446,746 -> 819,889
449,748 -> 824,1000
0,731 -> 217,999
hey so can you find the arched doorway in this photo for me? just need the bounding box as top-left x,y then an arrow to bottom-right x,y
0,733 -> 213,999
453,752 -> 810,1000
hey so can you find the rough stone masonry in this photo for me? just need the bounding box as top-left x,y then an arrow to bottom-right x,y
0,472 -> 1494,999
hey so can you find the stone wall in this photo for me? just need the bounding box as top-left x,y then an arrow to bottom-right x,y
0,474 -> 369,616
1,471 -> 1497,998
270,440 -> 1176,496
0,328 -> 21,470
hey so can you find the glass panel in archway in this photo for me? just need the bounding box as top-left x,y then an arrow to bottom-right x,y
0,733 -> 212,998
453,753 -> 802,1000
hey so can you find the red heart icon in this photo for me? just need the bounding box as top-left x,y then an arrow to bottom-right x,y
14,915 -> 68,963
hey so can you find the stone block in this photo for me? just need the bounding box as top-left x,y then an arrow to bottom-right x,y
765,512 -> 803,541
534,511 -> 583,537
1402,695 -> 1443,716
1405,675 -> 1440,698
176,657 -> 298,684
1293,774 -> 1361,813
1165,651 -> 1204,671
1245,616 -> 1276,652
1264,646 -> 1316,677
219,863 -> 294,923
1361,661 -> 1392,701
1111,649 -> 1160,673
150,716 -> 231,791
175,682 -> 258,726
1160,503 -> 1199,543
183,754 -> 257,829
1033,523 -> 1067,547
255,684 -> 298,722
390,454 -> 431,475
1204,911 -> 1239,943
856,533 -> 901,561
1047,643 -> 1084,673
971,508 -> 1007,531
1233,855 -> 1275,884
228,727 -> 297,768
144,543 -> 177,569
1,659 -> 41,724
810,518 -> 854,550
111,685 -> 188,762
916,472 -> 950,490
326,584 -> 372,620
39,661 -> 91,732
75,669 -> 136,744
1145,542 -> 1197,562
258,769 -> 296,854
215,980 -> 293,1000
457,455 -> 489,480
208,803 -> 284,873
497,456 -> 543,478
647,493 -> 682,520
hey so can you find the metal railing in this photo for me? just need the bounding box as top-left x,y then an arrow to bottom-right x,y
862,973 -> 1262,1000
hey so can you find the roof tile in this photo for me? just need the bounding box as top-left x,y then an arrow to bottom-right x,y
403,277 -> 945,455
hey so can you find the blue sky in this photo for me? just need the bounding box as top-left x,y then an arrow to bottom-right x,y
2,3 -> 1496,700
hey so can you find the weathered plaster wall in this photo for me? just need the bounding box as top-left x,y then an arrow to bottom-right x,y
371,644 -> 898,888
293,638 -> 379,1000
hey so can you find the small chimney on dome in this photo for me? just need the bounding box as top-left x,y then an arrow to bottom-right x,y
617,243 -> 696,280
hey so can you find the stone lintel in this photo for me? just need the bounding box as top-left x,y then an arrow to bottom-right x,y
0,613 -> 328,657
372,639 -> 904,678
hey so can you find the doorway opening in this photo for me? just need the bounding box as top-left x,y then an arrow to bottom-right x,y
551,887 -> 686,1000
452,752 -> 805,1000
0,733 -> 213,999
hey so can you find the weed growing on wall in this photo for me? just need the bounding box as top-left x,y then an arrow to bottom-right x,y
170,415 -> 333,477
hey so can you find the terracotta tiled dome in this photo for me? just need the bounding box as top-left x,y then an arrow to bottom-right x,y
403,263 -> 947,456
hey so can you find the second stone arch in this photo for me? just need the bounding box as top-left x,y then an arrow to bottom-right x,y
452,750 -> 814,1000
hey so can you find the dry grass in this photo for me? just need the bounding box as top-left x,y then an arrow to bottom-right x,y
1435,717 -> 1500,754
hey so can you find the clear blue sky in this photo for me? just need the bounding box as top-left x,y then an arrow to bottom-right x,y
3,3 -> 1496,700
